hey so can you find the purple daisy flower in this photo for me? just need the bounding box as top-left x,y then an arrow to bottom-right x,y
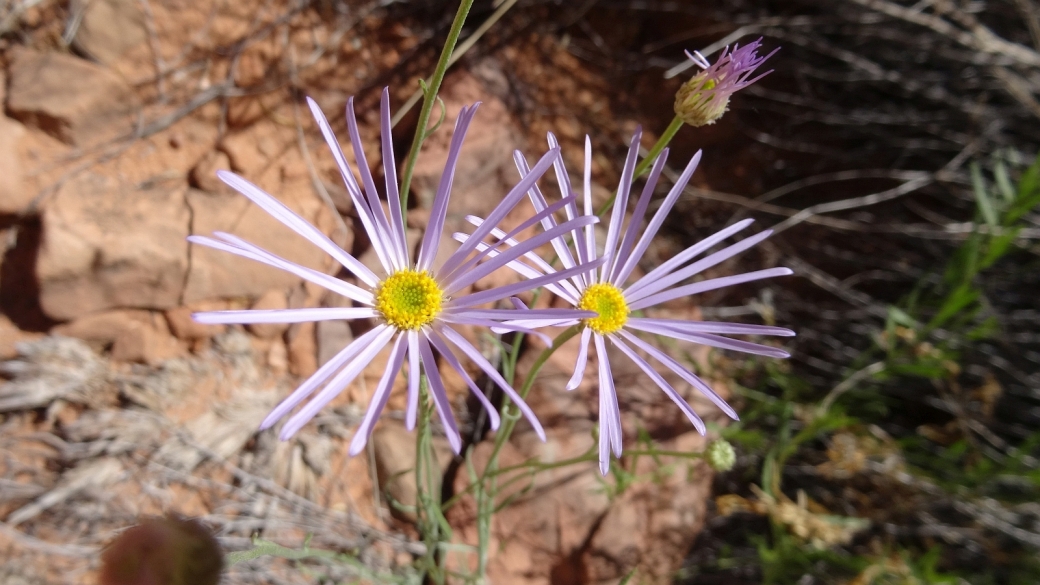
460,131 -> 794,475
674,38 -> 778,127
189,88 -> 601,456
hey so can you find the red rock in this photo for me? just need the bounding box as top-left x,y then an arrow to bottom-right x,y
36,174 -> 190,321
52,309 -> 183,365
0,116 -> 30,214
0,314 -> 44,360
287,321 -> 317,378
316,291 -> 354,367
182,187 -> 330,304
246,289 -> 289,339
165,300 -> 229,341
110,315 -> 184,365
70,0 -> 147,65
52,309 -> 153,346
6,49 -> 139,148
189,150 -> 235,195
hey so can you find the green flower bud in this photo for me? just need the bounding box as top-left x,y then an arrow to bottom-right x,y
706,438 -> 737,472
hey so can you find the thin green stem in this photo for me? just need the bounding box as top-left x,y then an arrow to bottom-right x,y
398,0 -> 475,214
485,325 -> 582,469
442,444 -> 706,510
459,325 -> 581,574
596,114 -> 686,217
415,375 -> 452,583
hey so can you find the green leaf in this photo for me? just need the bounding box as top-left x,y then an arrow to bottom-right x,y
971,162 -> 999,227
994,159 -> 1016,204
928,283 -> 979,330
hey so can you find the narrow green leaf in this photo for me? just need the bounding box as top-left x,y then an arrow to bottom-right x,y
971,162 -> 999,227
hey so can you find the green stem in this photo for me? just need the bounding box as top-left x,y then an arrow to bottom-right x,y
596,114 -> 685,217
454,325 -> 580,573
443,444 -> 706,510
398,0 -> 476,214
414,375 -> 451,583
484,325 -> 582,469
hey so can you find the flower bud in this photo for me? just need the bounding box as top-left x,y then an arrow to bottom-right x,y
674,39 -> 778,127
706,438 -> 736,472
99,515 -> 223,585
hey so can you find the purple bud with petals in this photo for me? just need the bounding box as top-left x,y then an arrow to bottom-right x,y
674,38 -> 778,127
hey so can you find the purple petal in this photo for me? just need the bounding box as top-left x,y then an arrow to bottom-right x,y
618,330 -> 737,420
627,318 -> 795,338
443,216 -> 597,295
347,96 -> 406,271
305,97 -> 396,275
594,333 -> 624,469
416,332 -> 463,453
566,327 -> 592,391
582,136 -> 598,266
417,105 -> 480,272
610,334 -> 706,434
609,147 -> 668,284
598,386 -> 611,476
489,319 -> 579,335
189,234 -> 373,305
279,326 -> 396,439
261,326 -> 388,430
437,146 -> 561,278
193,307 -> 376,325
438,314 -> 552,348
625,228 -> 775,303
447,258 -> 605,310
426,328 -> 501,430
628,267 -> 793,311
512,149 -> 580,273
216,170 -> 381,286
545,132 -> 591,268
601,130 -> 641,281
438,325 -> 547,442
623,216 -> 750,296
348,333 -> 408,456
610,151 -> 705,289
626,320 -> 790,358
451,232 -> 581,303
444,308 -> 593,321
380,88 -> 409,266
440,193 -> 577,287
406,330 -> 421,430
599,333 -> 619,455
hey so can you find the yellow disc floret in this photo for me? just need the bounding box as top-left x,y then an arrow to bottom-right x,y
374,270 -> 443,330
578,283 -> 629,335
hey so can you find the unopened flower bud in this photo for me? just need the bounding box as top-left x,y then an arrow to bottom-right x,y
674,39 -> 778,127
706,438 -> 736,472
99,515 -> 223,585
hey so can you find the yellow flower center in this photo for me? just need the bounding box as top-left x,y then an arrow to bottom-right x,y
578,283 -> 629,335
374,270 -> 443,330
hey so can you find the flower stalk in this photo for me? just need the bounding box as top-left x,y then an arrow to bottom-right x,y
398,0 -> 476,215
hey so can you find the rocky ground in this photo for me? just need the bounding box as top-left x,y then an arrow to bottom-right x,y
0,1 -> 755,583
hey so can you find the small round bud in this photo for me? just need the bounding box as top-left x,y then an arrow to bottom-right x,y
99,515 -> 223,585
673,39 -> 778,128
674,76 -> 729,127
706,438 -> 736,472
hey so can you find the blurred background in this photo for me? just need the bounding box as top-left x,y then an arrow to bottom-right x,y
1,0 -> 1039,583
